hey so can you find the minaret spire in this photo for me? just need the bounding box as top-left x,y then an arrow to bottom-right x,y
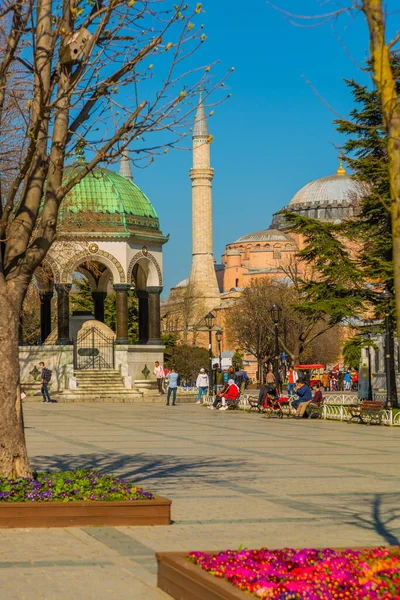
120,148 -> 133,181
188,91 -> 221,317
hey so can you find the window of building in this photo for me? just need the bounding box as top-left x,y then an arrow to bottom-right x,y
274,250 -> 281,259
235,278 -> 239,287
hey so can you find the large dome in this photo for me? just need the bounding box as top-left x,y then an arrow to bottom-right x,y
57,158 -> 160,234
289,173 -> 363,206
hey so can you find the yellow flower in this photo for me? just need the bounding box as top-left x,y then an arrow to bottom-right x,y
188,22 -> 194,31
206,134 -> 214,144
128,0 -> 136,6
165,42 -> 173,51
205,66 -> 210,72
209,110 -> 214,116
195,3 -> 202,14
200,33 -> 207,42
148,64 -> 154,69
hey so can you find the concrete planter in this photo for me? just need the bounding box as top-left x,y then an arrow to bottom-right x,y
0,496 -> 171,528
157,552 -> 247,600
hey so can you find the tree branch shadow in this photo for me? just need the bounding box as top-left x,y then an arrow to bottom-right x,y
340,493 -> 400,546
30,452 -> 245,490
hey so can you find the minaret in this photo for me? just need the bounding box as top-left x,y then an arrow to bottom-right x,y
120,149 -> 133,181
188,93 -> 221,315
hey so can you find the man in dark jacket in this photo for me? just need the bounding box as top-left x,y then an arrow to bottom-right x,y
39,361 -> 52,403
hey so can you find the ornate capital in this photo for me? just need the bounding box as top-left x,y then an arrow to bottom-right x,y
55,283 -> 72,294
147,286 -> 163,296
113,283 -> 131,292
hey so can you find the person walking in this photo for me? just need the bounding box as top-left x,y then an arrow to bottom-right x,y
321,370 -> 329,391
39,361 -> 53,403
287,366 -> 298,397
153,361 -> 165,395
344,370 -> 352,391
196,368 -> 209,404
165,367 -> 179,406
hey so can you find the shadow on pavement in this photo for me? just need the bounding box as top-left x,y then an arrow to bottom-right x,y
30,452 -> 245,488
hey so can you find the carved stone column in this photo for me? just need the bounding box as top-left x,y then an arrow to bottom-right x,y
113,284 -> 130,344
92,291 -> 107,323
55,284 -> 72,345
40,291 -> 53,344
147,286 -> 163,345
136,290 -> 149,344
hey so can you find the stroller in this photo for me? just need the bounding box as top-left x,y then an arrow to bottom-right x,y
262,385 -> 284,419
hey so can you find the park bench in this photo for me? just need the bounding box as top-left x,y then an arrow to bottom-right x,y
306,400 -> 324,419
247,396 -> 262,412
348,400 -> 384,425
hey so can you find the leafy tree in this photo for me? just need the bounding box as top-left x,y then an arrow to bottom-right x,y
165,344 -> 209,384
226,275 -> 342,373
335,59 -> 399,403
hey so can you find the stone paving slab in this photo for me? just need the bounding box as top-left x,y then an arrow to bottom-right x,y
1,403 -> 400,598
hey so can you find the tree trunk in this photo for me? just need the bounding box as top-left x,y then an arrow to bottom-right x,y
0,287 -> 31,477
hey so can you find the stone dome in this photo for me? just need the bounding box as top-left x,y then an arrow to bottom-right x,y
235,228 -> 292,243
289,173 -> 363,206
57,157 -> 160,235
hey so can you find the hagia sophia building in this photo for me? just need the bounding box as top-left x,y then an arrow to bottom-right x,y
162,97 -> 365,372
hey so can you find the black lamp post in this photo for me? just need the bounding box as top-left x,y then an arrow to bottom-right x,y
364,318 -> 373,401
270,304 -> 282,383
216,329 -> 223,369
380,288 -> 394,407
205,312 -> 215,395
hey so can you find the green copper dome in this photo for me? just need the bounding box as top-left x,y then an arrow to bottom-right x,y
57,159 -> 160,235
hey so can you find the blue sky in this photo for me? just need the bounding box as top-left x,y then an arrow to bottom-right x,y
126,1 -> 392,297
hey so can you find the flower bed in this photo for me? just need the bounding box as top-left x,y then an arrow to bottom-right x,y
189,548 -> 400,599
156,548 -> 400,600
0,469 -> 171,527
0,469 -> 153,502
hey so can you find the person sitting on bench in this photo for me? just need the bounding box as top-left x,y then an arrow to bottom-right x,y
291,380 -> 312,417
208,379 -> 239,410
296,384 -> 323,417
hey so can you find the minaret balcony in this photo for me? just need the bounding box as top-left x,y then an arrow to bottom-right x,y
189,167 -> 214,181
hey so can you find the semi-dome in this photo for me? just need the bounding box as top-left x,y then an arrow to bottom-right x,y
57,157 -> 160,235
235,228 -> 292,243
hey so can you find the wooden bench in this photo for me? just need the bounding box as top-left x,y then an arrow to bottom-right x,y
306,401 -> 324,419
247,396 -> 262,413
348,400 -> 384,425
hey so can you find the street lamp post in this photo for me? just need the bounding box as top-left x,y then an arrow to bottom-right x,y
270,304 -> 282,384
205,312 -> 216,395
215,330 -> 223,369
364,318 -> 373,401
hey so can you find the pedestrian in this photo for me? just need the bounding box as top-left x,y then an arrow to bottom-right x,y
196,368 -> 209,404
321,370 -> 329,391
234,366 -> 249,393
39,361 -> 53,403
344,370 -> 352,391
165,367 -> 179,406
287,366 -> 298,397
277,368 -> 284,395
337,370 -> 344,392
265,367 -> 276,385
153,360 -> 165,395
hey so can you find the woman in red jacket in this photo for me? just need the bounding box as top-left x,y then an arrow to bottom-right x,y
208,379 -> 239,410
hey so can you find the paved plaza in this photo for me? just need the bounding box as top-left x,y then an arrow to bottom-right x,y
1,403 -> 400,599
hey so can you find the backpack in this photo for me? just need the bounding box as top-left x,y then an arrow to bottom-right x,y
43,368 -> 52,383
